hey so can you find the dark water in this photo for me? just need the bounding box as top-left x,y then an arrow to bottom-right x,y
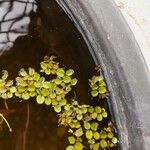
0,0 -> 118,150
0,0 -> 96,150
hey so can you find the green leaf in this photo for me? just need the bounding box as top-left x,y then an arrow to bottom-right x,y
29,68 -> 35,75
100,140 -> 107,148
92,84 -> 98,90
66,69 -> 74,76
81,107 -> 87,114
7,92 -> 13,98
102,112 -> 108,118
91,122 -> 98,131
60,99 -> 67,106
40,62 -> 47,70
84,122 -> 91,130
43,81 -> 50,89
54,105 -> 61,113
56,68 -> 65,77
33,73 -> 40,81
63,76 -> 71,83
2,70 -> 8,80
93,143 -> 99,150
74,128 -> 83,137
91,90 -> 98,97
85,130 -> 93,139
19,69 -> 27,77
97,114 -> 103,122
99,87 -> 107,94
88,139 -> 95,145
68,136 -> 76,144
10,86 -> 17,93
36,95 -> 45,104
55,78 -> 62,85
91,112 -> 97,119
1,93 -> 8,99
112,137 -> 118,144
41,88 -> 49,96
100,133 -> 107,139
44,98 -> 51,106
74,142 -> 83,150
34,82 -> 41,88
45,69 -> 51,75
71,79 -> 78,86
107,132 -> 114,139
93,132 -> 100,140
95,106 -> 102,113
22,92 -> 30,100
66,145 -> 75,150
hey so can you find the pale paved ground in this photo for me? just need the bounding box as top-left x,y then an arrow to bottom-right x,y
114,0 -> 150,71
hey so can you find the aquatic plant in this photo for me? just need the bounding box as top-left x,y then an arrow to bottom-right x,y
0,56 -> 118,150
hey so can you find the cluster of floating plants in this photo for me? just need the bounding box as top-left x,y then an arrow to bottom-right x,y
0,56 -> 118,150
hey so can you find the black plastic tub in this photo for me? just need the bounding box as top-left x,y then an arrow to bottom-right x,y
56,0 -> 150,150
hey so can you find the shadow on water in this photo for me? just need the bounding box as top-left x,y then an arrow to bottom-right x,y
0,0 -> 96,150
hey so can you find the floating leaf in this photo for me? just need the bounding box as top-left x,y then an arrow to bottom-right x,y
36,95 -> 45,104
74,142 -> 83,150
66,69 -> 74,76
34,82 -> 41,88
56,68 -> 65,77
91,112 -> 97,119
54,105 -> 61,113
19,69 -> 27,77
45,69 -> 51,75
44,98 -> 51,106
71,79 -> 78,86
95,106 -> 101,113
66,145 -> 75,150
92,84 -> 98,90
60,99 -> 67,106
107,132 -> 114,139
33,73 -> 40,81
55,78 -> 62,85
77,114 -> 83,120
68,136 -> 76,144
102,112 -> 108,118
99,87 -> 107,94
97,114 -> 103,122
74,128 -> 83,137
41,89 -> 49,96
2,70 -> 8,80
91,122 -> 98,131
86,130 -> 93,139
84,122 -> 91,130
93,132 -> 100,140
22,92 -> 30,100
29,68 -> 35,76
1,93 -> 8,99
88,139 -> 95,145
63,76 -> 71,83
112,137 -> 118,144
7,92 -> 13,98
100,133 -> 107,139
91,90 -> 98,97
100,140 -> 107,148
40,62 -> 47,70
10,86 -> 17,93
81,107 -> 87,114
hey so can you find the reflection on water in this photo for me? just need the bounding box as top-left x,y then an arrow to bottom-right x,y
0,0 -> 37,54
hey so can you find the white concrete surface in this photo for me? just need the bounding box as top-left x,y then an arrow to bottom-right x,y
114,0 -> 150,71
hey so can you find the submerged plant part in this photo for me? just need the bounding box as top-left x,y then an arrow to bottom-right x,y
0,56 -> 118,150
